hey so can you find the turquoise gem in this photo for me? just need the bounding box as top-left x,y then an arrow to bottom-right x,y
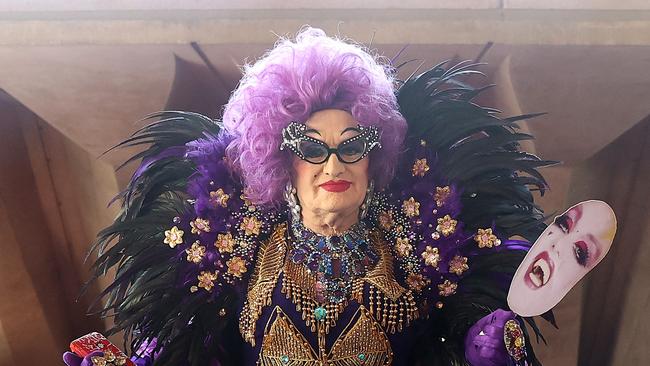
280,355 -> 289,364
314,306 -> 327,321
358,353 -> 367,362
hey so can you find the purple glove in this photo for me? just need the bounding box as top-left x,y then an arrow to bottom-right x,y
63,350 -> 153,366
464,309 -> 515,366
62,351 -> 104,366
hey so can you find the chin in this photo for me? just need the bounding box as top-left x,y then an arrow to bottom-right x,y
322,204 -> 355,215
320,196 -> 359,209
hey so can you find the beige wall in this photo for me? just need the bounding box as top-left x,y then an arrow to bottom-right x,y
0,90 -> 119,364
574,117 -> 650,365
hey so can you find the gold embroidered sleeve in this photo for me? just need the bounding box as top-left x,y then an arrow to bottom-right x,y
239,223 -> 287,346
364,231 -> 419,333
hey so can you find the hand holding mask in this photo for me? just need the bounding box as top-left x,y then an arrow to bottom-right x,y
464,309 -> 521,366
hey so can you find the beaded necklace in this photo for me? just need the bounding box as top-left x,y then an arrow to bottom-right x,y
288,219 -> 378,304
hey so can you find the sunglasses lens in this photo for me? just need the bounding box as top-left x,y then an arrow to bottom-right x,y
298,140 -> 328,163
338,138 -> 367,163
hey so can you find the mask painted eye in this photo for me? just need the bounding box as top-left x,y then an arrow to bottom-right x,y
299,140 -> 328,161
554,214 -> 573,234
573,240 -> 589,267
338,139 -> 366,162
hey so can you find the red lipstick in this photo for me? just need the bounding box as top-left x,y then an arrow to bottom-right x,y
319,180 -> 352,192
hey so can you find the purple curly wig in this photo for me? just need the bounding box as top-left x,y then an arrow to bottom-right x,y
223,27 -> 407,206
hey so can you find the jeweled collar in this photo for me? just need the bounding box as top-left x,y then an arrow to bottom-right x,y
288,219 -> 378,303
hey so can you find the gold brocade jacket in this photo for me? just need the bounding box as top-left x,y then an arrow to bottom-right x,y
238,223 -> 421,366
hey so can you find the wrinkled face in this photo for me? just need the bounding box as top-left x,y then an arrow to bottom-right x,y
291,109 -> 370,221
508,200 -> 616,316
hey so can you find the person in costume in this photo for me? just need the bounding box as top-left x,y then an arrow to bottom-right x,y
63,27 -> 561,366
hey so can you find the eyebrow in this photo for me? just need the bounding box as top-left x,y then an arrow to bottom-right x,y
341,127 -> 361,136
304,128 -> 321,136
586,233 -> 604,259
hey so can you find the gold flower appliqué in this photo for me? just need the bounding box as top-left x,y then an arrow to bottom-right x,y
215,232 -> 235,253
436,215 -> 457,236
197,271 -> 218,292
448,255 -> 469,275
227,256 -> 248,278
185,241 -> 206,263
438,279 -> 457,296
475,228 -> 501,248
378,210 -> 394,230
395,237 -> 412,257
209,188 -> 230,208
406,273 -> 428,292
163,226 -> 184,248
402,197 -> 421,217
434,186 -> 451,207
241,216 -> 262,236
421,246 -> 440,268
412,158 -> 430,177
190,217 -> 211,234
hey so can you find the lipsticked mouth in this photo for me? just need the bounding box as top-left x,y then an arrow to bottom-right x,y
319,180 -> 352,192
524,251 -> 554,290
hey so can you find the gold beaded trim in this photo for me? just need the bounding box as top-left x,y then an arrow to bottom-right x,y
329,306 -> 393,365
259,306 -> 319,366
259,306 -> 392,366
239,223 -> 287,347
365,230 -> 419,333
239,224 -> 419,348
282,259 -> 362,334
280,229 -> 418,336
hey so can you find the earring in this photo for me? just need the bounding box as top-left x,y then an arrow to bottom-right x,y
359,180 -> 375,220
284,181 -> 301,222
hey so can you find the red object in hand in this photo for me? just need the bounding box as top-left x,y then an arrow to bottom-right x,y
70,332 -> 135,366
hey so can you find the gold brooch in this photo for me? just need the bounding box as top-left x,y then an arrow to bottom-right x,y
90,350 -> 127,366
504,319 -> 526,361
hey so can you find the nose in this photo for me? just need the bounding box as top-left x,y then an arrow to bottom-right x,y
323,153 -> 344,177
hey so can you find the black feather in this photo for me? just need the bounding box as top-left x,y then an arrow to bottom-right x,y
396,61 -> 556,364
85,111 -> 244,365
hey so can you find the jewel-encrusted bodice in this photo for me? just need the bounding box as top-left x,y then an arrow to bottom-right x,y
239,223 -> 420,365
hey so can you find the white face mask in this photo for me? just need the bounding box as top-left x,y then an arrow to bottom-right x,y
508,200 -> 617,317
